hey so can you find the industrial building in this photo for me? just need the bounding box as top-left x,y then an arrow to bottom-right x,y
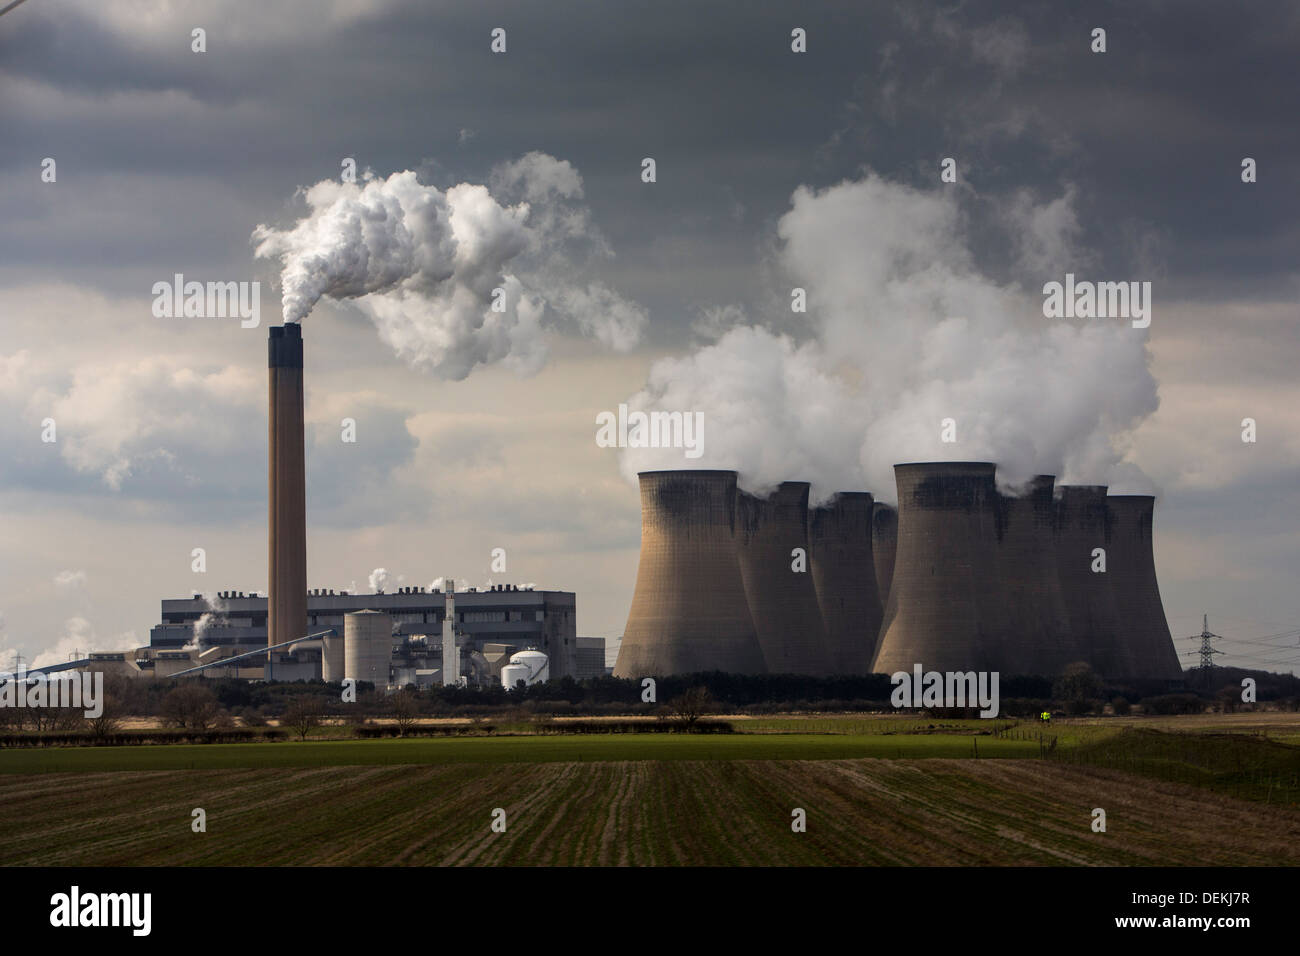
614,465 -> 1184,684
137,584 -> 596,687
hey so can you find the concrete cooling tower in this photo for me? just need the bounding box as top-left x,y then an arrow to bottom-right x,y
808,492 -> 882,675
1106,495 -> 1183,681
268,324 -> 307,661
994,476 -> 1077,677
871,463 -> 1004,675
871,502 -> 898,630
613,471 -> 766,677
735,482 -> 833,676
1054,486 -> 1131,679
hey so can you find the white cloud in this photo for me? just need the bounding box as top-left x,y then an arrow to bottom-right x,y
54,570 -> 87,591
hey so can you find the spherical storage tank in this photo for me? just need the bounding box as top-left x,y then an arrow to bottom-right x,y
344,610 -> 392,687
501,649 -> 549,689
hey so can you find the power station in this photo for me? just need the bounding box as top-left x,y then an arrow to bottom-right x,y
735,482 -> 833,676
809,492 -> 881,675
614,470 -> 766,677
614,465 -> 1183,683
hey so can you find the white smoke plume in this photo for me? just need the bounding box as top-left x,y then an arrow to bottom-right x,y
369,567 -> 402,594
252,154 -> 646,379
189,591 -> 230,649
30,617 -> 127,669
619,172 -> 1160,502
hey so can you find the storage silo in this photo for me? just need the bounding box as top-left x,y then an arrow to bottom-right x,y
344,610 -> 392,688
735,482 -> 833,676
809,492 -> 882,675
321,628 -> 344,682
994,476 -> 1077,677
1106,495 -> 1183,681
871,462 -> 1003,675
1054,486 -> 1130,679
613,471 -> 767,677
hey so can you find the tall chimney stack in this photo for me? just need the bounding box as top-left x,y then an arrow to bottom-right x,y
268,324 -> 307,667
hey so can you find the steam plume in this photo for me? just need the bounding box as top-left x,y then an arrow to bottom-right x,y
253,154 -> 646,380
620,172 -> 1160,501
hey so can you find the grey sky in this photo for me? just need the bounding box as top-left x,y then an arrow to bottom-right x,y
1,0 -> 1297,673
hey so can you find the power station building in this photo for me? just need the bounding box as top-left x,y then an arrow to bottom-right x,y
144,586 -> 597,685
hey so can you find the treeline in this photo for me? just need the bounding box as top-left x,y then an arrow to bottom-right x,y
2,664 -> 1295,734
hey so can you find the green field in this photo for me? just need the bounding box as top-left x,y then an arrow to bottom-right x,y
0,732 -> 1042,774
0,757 -> 1295,866
2,715 -> 1295,866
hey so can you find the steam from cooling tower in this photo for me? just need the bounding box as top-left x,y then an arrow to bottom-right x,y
252,153 -> 647,379
619,172 -> 1160,501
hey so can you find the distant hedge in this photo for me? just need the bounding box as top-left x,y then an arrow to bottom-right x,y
0,729 -> 288,748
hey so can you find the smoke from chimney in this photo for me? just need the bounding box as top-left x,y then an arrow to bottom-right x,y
252,155 -> 646,380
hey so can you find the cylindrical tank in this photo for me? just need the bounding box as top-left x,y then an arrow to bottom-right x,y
509,649 -> 550,684
809,492 -> 882,675
1106,495 -> 1183,681
613,471 -> 767,677
322,628 -> 344,683
344,610 -> 392,688
871,462 -> 1004,675
501,663 -> 530,689
994,476 -> 1077,677
871,502 -> 898,638
735,482 -> 833,676
1054,486 -> 1130,679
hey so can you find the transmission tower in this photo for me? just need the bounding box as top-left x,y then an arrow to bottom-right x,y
1186,613 -> 1225,670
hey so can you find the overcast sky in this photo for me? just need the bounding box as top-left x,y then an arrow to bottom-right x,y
1,0 -> 1297,674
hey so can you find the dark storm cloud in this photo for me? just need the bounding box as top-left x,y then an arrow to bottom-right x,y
2,0 -> 1296,320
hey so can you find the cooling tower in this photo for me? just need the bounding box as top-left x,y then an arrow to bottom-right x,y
871,463 -> 1003,675
344,610 -> 392,687
994,476 -> 1077,677
613,471 -> 766,677
871,502 -> 898,620
735,482 -> 833,675
1054,486 -> 1131,678
268,324 -> 307,662
1107,495 -> 1183,681
809,492 -> 882,675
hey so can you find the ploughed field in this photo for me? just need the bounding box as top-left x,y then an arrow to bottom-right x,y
0,754 -> 1295,866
